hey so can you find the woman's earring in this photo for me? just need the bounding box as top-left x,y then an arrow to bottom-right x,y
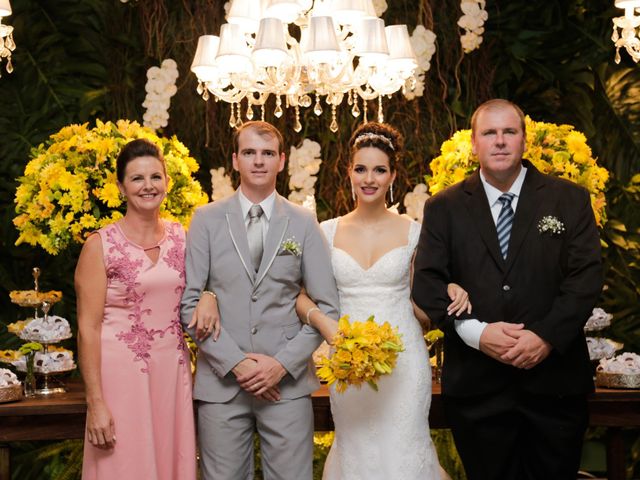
351,183 -> 356,202
389,183 -> 394,204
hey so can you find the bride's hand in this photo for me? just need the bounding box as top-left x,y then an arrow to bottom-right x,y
446,283 -> 472,317
188,291 -> 221,341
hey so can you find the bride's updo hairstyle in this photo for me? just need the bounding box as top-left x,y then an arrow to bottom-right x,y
348,122 -> 404,171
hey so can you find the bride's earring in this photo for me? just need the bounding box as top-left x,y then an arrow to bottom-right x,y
389,182 -> 394,204
351,183 -> 356,202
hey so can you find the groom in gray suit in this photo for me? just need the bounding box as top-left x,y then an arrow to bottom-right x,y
181,121 -> 339,480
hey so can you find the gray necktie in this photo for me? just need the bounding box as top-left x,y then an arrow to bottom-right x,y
496,193 -> 516,259
247,204 -> 264,272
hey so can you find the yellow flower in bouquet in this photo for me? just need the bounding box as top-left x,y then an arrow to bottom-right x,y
316,315 -> 404,393
13,119 -> 209,255
427,117 -> 609,226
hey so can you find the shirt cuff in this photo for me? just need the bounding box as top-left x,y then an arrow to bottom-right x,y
454,319 -> 488,350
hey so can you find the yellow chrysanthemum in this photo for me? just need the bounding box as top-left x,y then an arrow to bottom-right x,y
94,183 -> 122,208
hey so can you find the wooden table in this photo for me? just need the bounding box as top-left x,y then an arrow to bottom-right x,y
1,380 -> 639,480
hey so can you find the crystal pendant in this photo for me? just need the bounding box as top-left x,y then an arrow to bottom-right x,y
313,95 -> 323,116
351,95 -> 360,118
246,103 -> 254,120
274,96 -> 283,118
196,82 -> 203,95
261,104 -> 266,121
202,88 -> 210,101
330,104 -> 338,132
377,96 -> 384,123
294,105 -> 302,133
6,57 -> 13,74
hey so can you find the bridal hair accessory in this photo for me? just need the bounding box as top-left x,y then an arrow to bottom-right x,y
316,315 -> 404,393
280,237 -> 302,256
537,215 -> 565,235
354,133 -> 395,151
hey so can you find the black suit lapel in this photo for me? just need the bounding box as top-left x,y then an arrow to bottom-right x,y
463,171 -> 506,271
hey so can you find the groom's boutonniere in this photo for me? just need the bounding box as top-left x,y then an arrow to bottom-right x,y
537,215 -> 565,235
280,237 -> 302,256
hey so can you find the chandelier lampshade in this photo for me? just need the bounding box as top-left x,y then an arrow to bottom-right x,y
253,17 -> 289,68
0,0 -> 11,17
354,18 -> 389,66
216,22 -> 253,75
191,36 -> 222,83
228,0 -> 264,33
304,15 -> 341,64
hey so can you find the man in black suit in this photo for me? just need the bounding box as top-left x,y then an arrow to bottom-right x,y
412,99 -> 603,480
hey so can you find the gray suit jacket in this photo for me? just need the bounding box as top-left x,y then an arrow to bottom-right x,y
181,191 -> 339,402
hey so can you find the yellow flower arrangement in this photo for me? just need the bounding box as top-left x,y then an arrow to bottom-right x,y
427,117 -> 609,226
13,119 -> 209,254
316,315 -> 404,393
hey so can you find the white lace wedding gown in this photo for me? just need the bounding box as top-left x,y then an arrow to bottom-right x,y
320,218 -> 441,480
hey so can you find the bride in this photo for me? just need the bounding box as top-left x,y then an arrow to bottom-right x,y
296,122 -> 470,479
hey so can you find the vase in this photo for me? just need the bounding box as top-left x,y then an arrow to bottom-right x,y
24,353 -> 37,397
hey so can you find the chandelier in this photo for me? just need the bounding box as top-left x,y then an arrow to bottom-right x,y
612,0 -> 640,63
0,0 -> 15,76
190,0 -> 418,132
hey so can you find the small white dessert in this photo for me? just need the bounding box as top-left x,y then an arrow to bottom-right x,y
584,307 -> 613,332
598,352 -> 640,375
0,368 -> 20,387
20,315 -> 72,342
586,337 -> 621,361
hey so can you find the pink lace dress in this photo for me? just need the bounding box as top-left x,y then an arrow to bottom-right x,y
82,221 -> 196,480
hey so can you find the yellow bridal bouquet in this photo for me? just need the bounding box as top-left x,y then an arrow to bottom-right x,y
13,120 -> 209,255
316,315 -> 404,393
427,117 -> 609,226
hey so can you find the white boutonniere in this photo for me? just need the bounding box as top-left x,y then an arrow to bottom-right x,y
280,237 -> 302,256
537,216 -> 565,235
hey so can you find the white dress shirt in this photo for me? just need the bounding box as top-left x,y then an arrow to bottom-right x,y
454,166 -> 528,349
238,188 -> 276,246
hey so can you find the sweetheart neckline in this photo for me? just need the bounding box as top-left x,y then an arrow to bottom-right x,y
332,244 -> 410,272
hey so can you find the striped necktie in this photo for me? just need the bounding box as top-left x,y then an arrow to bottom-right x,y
496,193 -> 516,259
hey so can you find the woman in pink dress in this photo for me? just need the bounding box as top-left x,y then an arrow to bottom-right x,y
76,139 -> 210,479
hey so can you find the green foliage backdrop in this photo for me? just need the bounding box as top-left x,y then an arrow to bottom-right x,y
0,0 -> 638,478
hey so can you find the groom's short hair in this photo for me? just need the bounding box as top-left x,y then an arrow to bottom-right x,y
233,121 -> 284,155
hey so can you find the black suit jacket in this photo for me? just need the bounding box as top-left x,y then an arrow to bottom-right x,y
412,161 -> 603,397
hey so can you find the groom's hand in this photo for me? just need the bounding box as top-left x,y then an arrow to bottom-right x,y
237,353 -> 287,395
479,322 -> 524,363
